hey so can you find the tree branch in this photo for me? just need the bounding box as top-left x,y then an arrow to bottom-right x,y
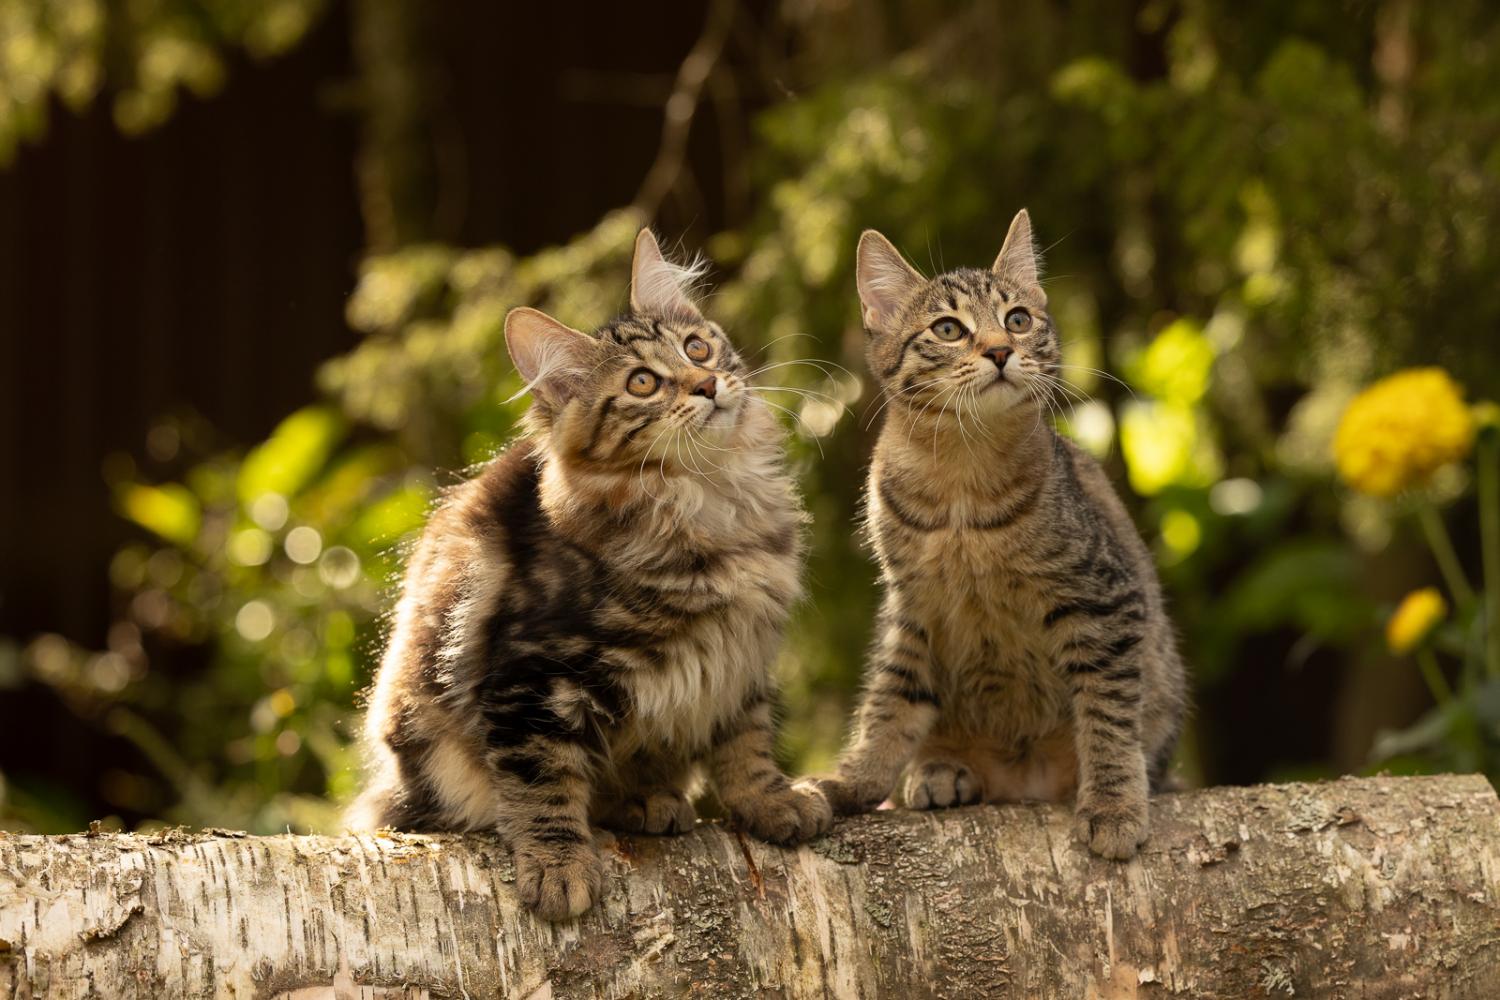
632,0 -> 737,222
2,775 -> 1498,998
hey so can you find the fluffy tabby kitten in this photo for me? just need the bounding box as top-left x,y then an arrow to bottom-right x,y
818,210 -> 1187,859
348,230 -> 830,920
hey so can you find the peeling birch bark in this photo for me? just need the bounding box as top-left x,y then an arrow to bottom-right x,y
1,775 -> 1498,999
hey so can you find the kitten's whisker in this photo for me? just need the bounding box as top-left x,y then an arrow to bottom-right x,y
862,375 -> 950,430
745,331 -> 817,361
928,382 -> 963,458
743,358 -> 855,382
755,395 -> 826,457
745,384 -> 841,405
1026,371 -> 1091,408
1051,364 -> 1137,398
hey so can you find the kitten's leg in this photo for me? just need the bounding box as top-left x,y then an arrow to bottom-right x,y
1061,626 -> 1151,860
818,611 -> 940,815
489,735 -> 604,921
710,696 -> 831,845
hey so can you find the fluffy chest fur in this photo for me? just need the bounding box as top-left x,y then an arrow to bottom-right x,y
424,439 -> 794,773
608,542 -> 799,755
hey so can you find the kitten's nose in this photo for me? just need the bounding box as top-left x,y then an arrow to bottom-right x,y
984,345 -> 1013,370
690,375 -> 717,399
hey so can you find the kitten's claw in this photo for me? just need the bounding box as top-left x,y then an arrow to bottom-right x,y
599,790 -> 697,835
514,844 -> 605,921
1074,797 -> 1149,860
904,759 -> 981,809
734,780 -> 833,845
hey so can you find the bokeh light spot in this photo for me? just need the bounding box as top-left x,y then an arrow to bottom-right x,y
1160,509 -> 1202,558
318,546 -> 362,589
235,601 -> 275,642
250,493 -> 290,531
229,528 -> 273,567
285,526 -> 322,564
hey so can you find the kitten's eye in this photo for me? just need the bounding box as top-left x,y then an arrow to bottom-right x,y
1005,308 -> 1033,333
684,335 -> 711,363
931,318 -> 967,341
626,369 -> 661,397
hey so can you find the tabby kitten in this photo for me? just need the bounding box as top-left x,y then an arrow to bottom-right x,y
348,230 -> 830,920
818,211 -> 1187,860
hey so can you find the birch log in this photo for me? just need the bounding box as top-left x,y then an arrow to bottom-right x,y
2,775 -> 1498,999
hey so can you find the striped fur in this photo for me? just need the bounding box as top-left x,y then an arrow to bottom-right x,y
820,211 -> 1188,860
348,230 -> 829,920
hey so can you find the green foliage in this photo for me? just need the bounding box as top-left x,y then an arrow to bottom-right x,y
0,0 -> 328,162
8,1 -> 1500,831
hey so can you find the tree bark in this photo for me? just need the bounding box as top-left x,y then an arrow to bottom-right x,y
1,775 -> 1497,999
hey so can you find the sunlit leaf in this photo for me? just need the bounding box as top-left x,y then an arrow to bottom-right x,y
1130,319 -> 1215,405
116,483 -> 201,546
237,407 -> 346,508
348,483 -> 432,551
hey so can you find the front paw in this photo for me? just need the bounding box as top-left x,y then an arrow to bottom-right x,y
732,780 -> 833,845
1074,796 -> 1149,860
599,790 -> 697,836
514,843 -> 605,921
903,759 -> 981,809
811,774 -> 889,816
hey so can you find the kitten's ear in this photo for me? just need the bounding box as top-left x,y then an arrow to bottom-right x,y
856,230 -> 924,335
504,307 -> 596,407
993,208 -> 1043,297
630,228 -> 705,322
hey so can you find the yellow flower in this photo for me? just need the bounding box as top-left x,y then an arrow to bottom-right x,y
1333,368 -> 1475,496
1386,587 -> 1447,654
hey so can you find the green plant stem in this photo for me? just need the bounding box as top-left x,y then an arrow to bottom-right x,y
1415,649 -> 1454,707
1418,503 -> 1475,608
1478,434 -> 1500,679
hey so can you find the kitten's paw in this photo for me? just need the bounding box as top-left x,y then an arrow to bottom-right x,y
904,759 -> 981,809
600,790 -> 697,836
1074,797 -> 1149,860
734,780 -> 833,845
514,844 -> 605,921
811,774 -> 889,816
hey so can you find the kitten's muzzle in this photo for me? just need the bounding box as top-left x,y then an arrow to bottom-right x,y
983,345 -> 1014,374
690,375 -> 718,400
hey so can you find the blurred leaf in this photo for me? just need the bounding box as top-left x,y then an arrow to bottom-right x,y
1370,706 -> 1454,762
1130,318 -> 1216,405
237,407 -> 346,507
116,483 -> 201,546
348,482 -> 430,549
1219,540 -> 1375,642
1119,401 -> 1219,496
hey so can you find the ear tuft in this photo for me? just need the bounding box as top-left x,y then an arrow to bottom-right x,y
630,229 -> 707,322
503,307 -> 596,408
856,230 -> 925,335
993,208 -> 1042,291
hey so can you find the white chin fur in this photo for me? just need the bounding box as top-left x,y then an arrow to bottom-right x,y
970,376 -> 1028,414
697,395 -> 741,434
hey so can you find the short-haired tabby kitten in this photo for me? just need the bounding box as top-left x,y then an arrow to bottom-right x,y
348,230 -> 831,919
817,210 -> 1187,860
